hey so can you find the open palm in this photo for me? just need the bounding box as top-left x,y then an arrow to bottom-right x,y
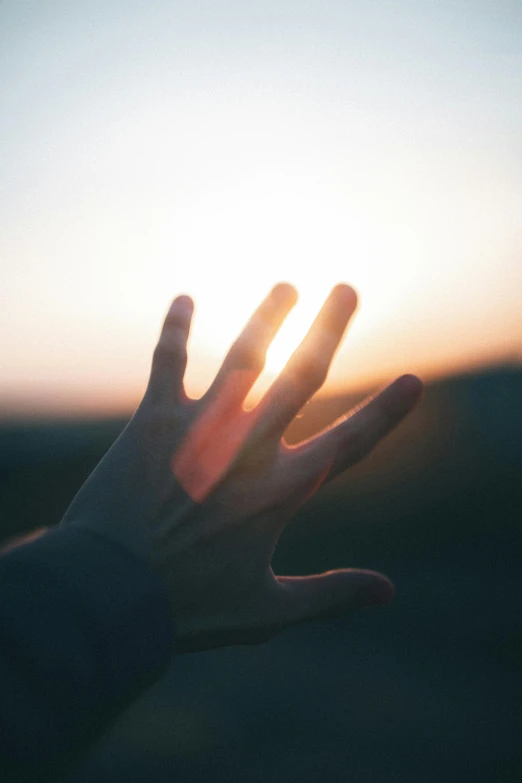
62,283 -> 422,652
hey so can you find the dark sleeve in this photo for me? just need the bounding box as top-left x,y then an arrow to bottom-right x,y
0,525 -> 175,782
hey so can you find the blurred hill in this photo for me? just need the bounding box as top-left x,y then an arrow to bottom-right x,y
0,365 -> 521,782
1,365 -> 520,545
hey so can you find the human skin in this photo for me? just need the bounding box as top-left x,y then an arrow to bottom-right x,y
61,283 -> 423,653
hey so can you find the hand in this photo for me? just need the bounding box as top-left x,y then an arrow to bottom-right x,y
62,283 -> 423,653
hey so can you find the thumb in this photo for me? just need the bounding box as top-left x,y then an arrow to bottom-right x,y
275,569 -> 395,627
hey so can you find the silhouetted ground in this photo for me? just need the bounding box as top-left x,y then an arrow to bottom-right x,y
1,366 -> 521,782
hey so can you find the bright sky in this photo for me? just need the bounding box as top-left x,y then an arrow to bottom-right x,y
1,0 -> 521,417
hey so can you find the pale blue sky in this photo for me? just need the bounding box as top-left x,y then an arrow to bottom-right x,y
1,1 -> 521,415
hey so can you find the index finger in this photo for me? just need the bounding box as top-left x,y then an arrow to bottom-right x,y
145,294 -> 194,404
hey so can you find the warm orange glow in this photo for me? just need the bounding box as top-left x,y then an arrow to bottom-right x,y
172,370 -> 259,501
1,3 -> 521,419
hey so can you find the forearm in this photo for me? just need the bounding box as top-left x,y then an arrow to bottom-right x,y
0,525 -> 175,781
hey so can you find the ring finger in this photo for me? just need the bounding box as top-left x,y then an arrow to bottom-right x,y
250,284 -> 358,442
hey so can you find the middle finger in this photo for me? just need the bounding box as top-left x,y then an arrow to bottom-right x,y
202,282 -> 298,409
251,284 -> 358,441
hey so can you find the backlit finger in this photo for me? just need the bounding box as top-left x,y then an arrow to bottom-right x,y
290,374 -> 423,485
251,284 -> 358,439
203,283 -> 298,409
146,295 -> 194,404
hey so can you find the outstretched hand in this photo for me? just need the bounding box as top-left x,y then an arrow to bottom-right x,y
62,283 -> 423,652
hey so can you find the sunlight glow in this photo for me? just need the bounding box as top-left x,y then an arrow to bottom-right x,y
162,141 -> 426,403
1,1 -> 521,417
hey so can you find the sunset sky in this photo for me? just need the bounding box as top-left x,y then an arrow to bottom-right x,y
1,1 -> 521,417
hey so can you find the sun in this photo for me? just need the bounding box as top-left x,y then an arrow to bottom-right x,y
152,158 -> 411,404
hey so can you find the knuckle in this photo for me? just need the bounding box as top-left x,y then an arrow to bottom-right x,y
153,338 -> 187,367
229,339 -> 265,373
163,311 -> 188,330
291,356 -> 328,389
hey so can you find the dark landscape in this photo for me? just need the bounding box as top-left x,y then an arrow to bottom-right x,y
1,366 -> 521,782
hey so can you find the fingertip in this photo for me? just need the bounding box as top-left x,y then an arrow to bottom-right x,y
362,571 -> 396,607
333,283 -> 358,310
397,373 -> 424,401
377,373 -> 423,418
272,282 -> 298,307
165,295 -> 194,326
174,294 -> 194,312
376,576 -> 396,605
